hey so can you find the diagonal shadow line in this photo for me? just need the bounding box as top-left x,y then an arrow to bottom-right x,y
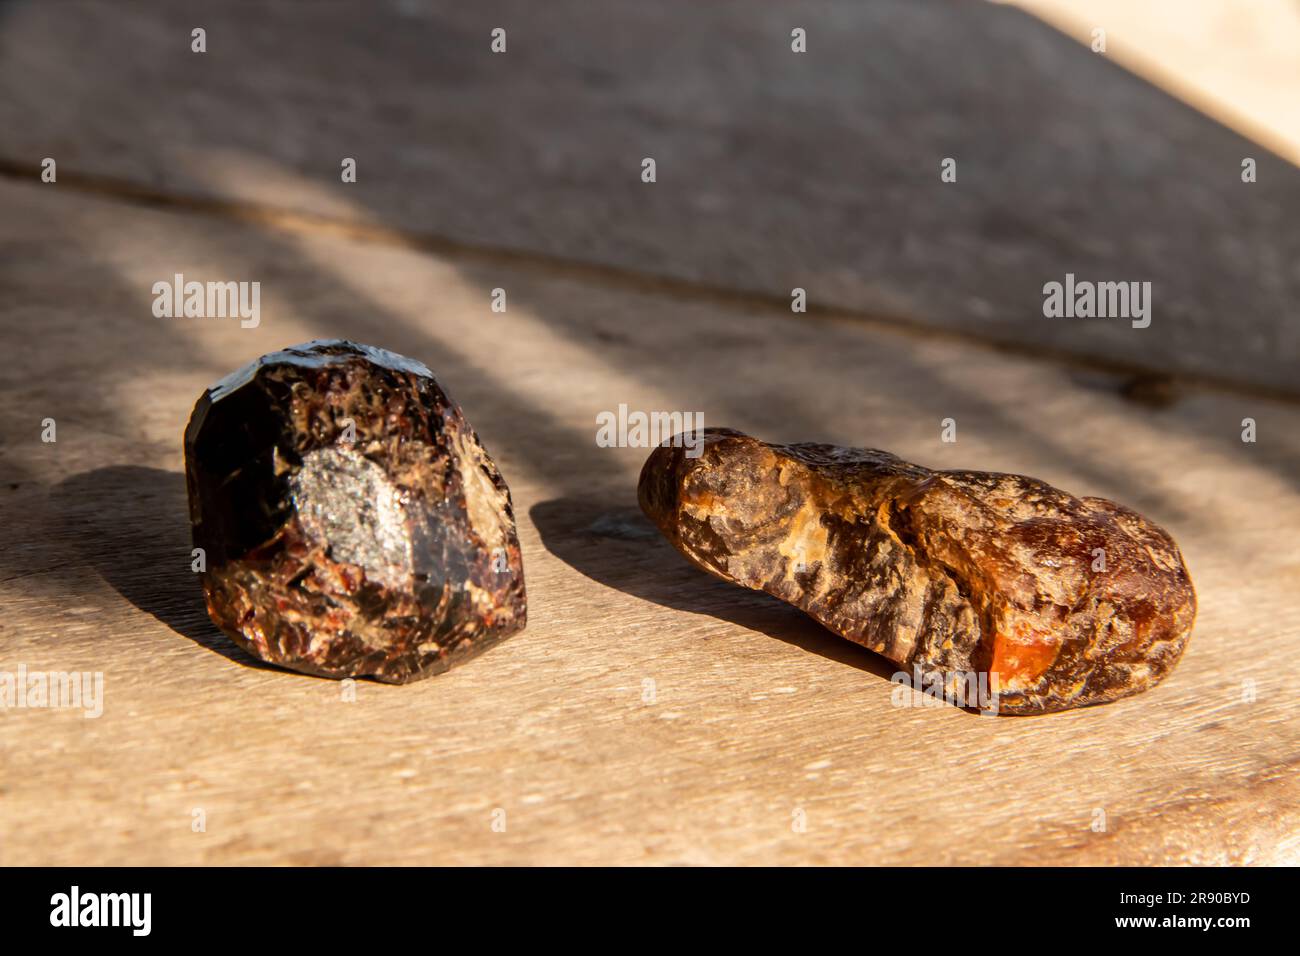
3,0 -> 1299,404
137,190 -> 843,501
0,154 -> 1295,407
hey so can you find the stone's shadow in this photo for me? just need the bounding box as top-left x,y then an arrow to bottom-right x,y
529,495 -> 897,682
53,465 -> 273,671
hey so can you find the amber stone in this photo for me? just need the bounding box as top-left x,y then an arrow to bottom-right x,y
184,340 -> 526,682
639,428 -> 1195,714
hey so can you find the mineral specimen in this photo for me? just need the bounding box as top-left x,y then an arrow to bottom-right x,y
184,340 -> 526,682
638,428 -> 1195,714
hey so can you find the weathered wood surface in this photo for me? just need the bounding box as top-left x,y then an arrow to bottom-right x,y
0,1 -> 1297,865
0,0 -> 1297,392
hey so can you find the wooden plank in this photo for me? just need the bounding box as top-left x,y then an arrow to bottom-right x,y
1,0 -> 1298,392
0,176 -> 1295,864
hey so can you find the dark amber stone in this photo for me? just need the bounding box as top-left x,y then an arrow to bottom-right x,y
184,340 -> 526,682
639,428 -> 1195,714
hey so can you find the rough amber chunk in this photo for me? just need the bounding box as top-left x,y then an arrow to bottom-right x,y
639,428 -> 1195,714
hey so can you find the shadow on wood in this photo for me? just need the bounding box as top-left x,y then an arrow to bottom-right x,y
53,465 -> 274,671
530,495 -> 898,681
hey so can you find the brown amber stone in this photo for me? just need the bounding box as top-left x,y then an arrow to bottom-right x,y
184,341 -> 526,682
639,428 -> 1195,714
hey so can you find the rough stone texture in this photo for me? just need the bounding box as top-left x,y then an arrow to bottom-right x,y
184,340 -> 526,682
639,428 -> 1196,714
